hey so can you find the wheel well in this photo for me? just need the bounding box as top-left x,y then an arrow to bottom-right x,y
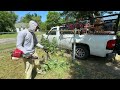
72,43 -> 90,53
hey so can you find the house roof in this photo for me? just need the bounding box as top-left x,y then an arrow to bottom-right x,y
15,23 -> 29,28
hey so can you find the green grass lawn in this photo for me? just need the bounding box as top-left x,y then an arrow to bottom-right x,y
0,38 -> 120,79
0,42 -> 72,79
0,43 -> 24,79
0,31 -> 45,39
0,33 -> 17,39
0,43 -> 119,79
0,43 -> 16,51
0,44 -> 71,79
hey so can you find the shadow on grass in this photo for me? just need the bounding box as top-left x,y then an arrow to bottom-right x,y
32,67 -> 37,79
68,55 -> 120,79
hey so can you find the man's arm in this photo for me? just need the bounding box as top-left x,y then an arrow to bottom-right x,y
16,31 -> 27,54
36,43 -> 44,48
33,33 -> 44,48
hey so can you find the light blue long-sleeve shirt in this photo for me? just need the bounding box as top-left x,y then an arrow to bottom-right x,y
16,29 -> 43,54
16,20 -> 44,54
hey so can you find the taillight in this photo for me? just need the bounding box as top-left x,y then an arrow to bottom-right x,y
106,40 -> 116,50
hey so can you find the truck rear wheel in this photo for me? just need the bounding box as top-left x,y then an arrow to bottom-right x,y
75,46 -> 89,60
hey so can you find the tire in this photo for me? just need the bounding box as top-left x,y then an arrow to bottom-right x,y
75,45 -> 89,60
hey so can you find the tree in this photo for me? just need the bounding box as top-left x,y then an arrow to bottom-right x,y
46,11 -> 61,30
20,13 -> 32,23
0,11 -> 18,32
40,22 -> 47,31
61,11 -> 100,20
60,11 -> 119,23
58,18 -> 66,25
20,13 -> 42,27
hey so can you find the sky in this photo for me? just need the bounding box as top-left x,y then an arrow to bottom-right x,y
14,11 -> 48,22
102,11 -> 120,20
14,11 -> 62,22
14,11 -> 120,22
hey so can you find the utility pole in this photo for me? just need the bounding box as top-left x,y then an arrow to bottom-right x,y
72,28 -> 77,60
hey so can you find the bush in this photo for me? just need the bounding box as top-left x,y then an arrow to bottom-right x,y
40,35 -> 69,74
40,59 -> 69,72
41,35 -> 58,54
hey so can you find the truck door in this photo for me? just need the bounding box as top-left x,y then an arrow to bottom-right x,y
59,30 -> 74,49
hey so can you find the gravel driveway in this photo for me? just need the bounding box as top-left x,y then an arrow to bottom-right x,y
0,38 -> 16,44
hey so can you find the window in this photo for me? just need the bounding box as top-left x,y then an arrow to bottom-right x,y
48,30 -> 56,35
59,27 -> 68,30
51,28 -> 57,30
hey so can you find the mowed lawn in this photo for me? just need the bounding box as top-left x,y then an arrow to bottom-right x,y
0,32 -> 120,79
0,32 -> 71,79
0,31 -> 44,39
0,43 -> 120,79
0,43 -> 25,79
0,43 -> 71,79
0,33 -> 17,39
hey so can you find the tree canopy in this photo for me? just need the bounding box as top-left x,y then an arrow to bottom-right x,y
46,11 -> 61,30
40,22 -> 47,31
60,11 -> 116,21
0,11 -> 18,32
61,11 -> 100,20
20,13 -> 42,28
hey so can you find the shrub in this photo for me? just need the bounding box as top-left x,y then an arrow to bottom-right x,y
40,35 -> 69,73
41,35 -> 58,55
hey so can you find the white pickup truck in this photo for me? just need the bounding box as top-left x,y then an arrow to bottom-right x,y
42,14 -> 120,60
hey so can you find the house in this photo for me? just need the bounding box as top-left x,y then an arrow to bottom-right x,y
15,22 -> 40,32
15,22 -> 28,33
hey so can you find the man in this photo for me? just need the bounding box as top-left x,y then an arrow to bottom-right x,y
16,20 -> 46,79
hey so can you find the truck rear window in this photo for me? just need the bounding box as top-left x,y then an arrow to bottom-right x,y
47,30 -> 56,35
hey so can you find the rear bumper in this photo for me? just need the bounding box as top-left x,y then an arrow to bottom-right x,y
106,53 -> 116,60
